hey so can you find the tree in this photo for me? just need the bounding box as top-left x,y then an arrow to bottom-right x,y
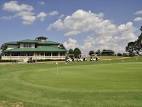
117,53 -> 122,56
136,27 -> 142,53
140,26 -> 142,31
126,26 -> 142,56
0,44 -> 7,52
68,49 -> 74,54
68,49 -> 74,59
95,50 -> 101,56
89,51 -> 95,59
126,42 -> 135,56
74,48 -> 81,58
89,50 -> 95,56
89,50 -> 95,60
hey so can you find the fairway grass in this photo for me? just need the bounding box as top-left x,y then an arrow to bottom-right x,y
0,60 -> 142,107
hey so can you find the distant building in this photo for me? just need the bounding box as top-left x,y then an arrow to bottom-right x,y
101,49 -> 115,56
1,36 -> 67,61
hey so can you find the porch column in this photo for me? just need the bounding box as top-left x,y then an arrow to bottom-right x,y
51,53 -> 52,59
44,52 -> 45,59
17,53 -> 19,60
58,52 -> 60,58
10,53 -> 11,60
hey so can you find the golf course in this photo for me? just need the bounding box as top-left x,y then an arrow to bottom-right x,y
0,57 -> 142,107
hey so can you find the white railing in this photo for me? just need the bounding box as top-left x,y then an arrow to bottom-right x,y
2,56 -> 66,61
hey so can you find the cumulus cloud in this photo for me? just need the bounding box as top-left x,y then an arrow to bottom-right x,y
133,10 -> 142,22
134,17 -> 142,22
48,10 -> 114,36
134,10 -> 142,15
2,1 -> 36,24
49,9 -> 137,53
59,14 -> 65,19
40,1 -> 45,5
63,38 -> 79,49
37,12 -> 47,21
49,11 -> 59,16
16,11 -> 36,24
48,19 -> 64,31
2,1 -> 58,24
3,1 -> 33,12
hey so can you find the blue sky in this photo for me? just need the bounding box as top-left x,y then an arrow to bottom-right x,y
0,0 -> 142,53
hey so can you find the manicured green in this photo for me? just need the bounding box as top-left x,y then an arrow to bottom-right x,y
0,57 -> 142,107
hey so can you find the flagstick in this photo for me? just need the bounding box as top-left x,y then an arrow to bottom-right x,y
56,62 -> 59,74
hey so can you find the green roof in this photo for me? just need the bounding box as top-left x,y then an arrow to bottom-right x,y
5,41 -> 17,45
15,39 -> 60,45
4,46 -> 66,52
18,39 -> 37,43
3,37 -> 66,52
37,41 -> 59,45
5,40 -> 60,45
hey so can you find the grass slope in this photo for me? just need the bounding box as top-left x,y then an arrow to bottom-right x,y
0,57 -> 142,107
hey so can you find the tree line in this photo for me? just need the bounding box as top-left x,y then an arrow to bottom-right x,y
68,48 -> 116,59
126,26 -> 142,56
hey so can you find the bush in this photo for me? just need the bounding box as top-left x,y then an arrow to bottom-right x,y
117,53 -> 122,56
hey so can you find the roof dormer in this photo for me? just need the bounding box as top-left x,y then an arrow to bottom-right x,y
35,36 -> 47,42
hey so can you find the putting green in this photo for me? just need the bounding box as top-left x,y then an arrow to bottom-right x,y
0,62 -> 142,107
20,62 -> 142,91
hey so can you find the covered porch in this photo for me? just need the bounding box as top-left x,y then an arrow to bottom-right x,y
2,51 -> 66,61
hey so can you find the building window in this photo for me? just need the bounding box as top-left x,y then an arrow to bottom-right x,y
60,52 -> 65,56
45,53 -> 51,56
52,52 -> 58,56
23,44 -> 32,48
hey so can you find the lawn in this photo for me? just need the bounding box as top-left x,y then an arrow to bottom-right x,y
0,57 -> 142,107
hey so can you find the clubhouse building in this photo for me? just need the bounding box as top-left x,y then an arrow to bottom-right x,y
1,36 -> 67,61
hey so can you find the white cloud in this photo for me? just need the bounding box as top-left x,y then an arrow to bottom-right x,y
134,10 -> 142,15
63,38 -> 79,49
49,11 -> 59,16
3,1 -> 33,12
49,9 -> 137,53
134,10 -> 142,22
65,31 -> 81,36
48,19 -> 64,31
40,1 -> 45,5
59,14 -> 65,19
2,1 -> 36,24
134,17 -> 142,22
48,9 -> 111,36
37,12 -> 47,21
2,1 -> 57,25
16,11 -> 36,24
